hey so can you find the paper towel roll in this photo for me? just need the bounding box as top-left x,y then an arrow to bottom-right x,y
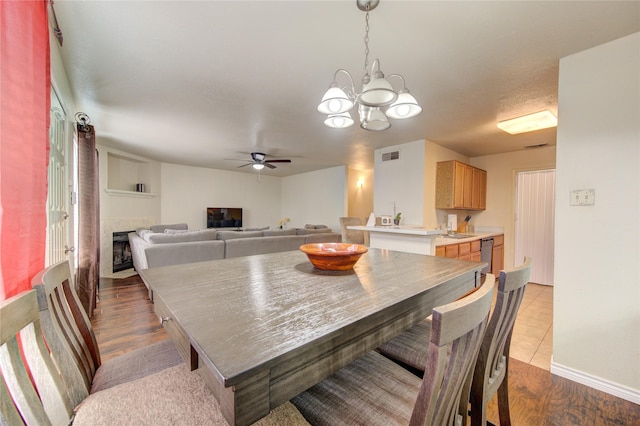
447,214 -> 457,232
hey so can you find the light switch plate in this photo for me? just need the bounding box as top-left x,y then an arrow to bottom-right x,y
570,189 -> 595,206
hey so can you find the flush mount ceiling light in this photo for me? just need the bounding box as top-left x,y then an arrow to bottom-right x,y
317,0 -> 422,131
497,110 -> 558,135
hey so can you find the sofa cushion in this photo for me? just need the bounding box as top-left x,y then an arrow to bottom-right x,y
150,223 -> 188,233
243,226 -> 270,231
136,228 -> 153,238
164,228 -> 189,234
146,229 -> 217,244
145,240 -> 225,268
296,227 -> 332,235
304,224 -> 329,229
216,230 -> 264,240
263,228 -> 297,236
225,235 -> 306,258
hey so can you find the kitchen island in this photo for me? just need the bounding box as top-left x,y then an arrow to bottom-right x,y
347,225 -> 445,255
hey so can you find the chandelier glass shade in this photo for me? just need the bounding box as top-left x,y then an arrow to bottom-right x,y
318,0 -> 421,130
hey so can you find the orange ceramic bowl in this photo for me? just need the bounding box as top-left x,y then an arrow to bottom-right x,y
300,243 -> 368,271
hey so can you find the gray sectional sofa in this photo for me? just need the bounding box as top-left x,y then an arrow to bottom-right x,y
129,223 -> 341,271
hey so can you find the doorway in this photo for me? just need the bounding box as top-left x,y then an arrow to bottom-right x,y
514,169 -> 555,286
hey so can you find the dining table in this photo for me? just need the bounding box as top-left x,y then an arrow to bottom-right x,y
139,247 -> 485,426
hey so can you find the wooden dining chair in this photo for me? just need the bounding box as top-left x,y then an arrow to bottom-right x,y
1,289 -> 310,425
291,274 -> 495,426
0,290 -> 73,425
31,260 -> 183,406
378,257 -> 532,426
339,216 -> 369,245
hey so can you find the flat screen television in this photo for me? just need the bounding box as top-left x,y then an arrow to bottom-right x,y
207,207 -> 243,228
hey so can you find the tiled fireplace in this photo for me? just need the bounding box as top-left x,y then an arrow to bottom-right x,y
100,217 -> 154,277
112,231 -> 133,272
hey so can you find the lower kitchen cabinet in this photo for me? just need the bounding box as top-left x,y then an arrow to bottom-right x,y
436,239 -> 482,263
470,240 -> 481,262
492,234 -> 504,274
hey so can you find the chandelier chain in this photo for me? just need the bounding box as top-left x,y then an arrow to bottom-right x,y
363,6 -> 370,75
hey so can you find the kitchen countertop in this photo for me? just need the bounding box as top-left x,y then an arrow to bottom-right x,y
347,225 -> 444,236
435,232 -> 503,246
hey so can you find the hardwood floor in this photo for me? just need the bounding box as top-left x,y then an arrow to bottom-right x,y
93,275 -> 640,425
93,274 -> 169,361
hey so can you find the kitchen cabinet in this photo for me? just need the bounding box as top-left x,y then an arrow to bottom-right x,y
445,244 -> 459,258
472,168 -> 487,210
470,240 -> 481,262
436,239 -> 482,263
436,160 -> 487,210
491,234 -> 504,274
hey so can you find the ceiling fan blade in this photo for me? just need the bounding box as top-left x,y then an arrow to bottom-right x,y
265,159 -> 291,163
237,163 -> 252,168
264,163 -> 276,169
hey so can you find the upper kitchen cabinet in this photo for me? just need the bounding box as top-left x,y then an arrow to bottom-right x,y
435,160 -> 487,210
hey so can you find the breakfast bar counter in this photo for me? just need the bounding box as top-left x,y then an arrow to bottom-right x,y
347,225 -> 445,255
140,249 -> 484,425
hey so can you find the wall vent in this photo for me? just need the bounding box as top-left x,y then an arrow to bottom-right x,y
381,151 -> 400,161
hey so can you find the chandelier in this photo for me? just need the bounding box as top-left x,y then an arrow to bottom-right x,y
318,0 -> 422,131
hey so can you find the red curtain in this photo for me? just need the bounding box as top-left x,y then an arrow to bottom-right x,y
0,0 -> 50,301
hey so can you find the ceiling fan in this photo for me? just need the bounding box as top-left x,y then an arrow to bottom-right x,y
235,152 -> 292,170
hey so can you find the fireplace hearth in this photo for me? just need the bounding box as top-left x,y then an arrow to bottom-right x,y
112,231 -> 134,272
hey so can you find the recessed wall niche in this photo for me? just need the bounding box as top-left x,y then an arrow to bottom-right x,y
106,152 -> 152,195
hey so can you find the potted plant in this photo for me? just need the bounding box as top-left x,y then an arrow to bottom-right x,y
394,212 -> 402,225
279,217 -> 290,229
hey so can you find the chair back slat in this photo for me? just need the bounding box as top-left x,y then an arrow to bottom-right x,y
409,275 -> 495,426
32,260 -> 100,406
467,257 -> 532,425
0,291 -> 74,425
62,278 -> 101,367
51,283 -> 95,381
480,258 -> 531,396
1,373 -> 27,425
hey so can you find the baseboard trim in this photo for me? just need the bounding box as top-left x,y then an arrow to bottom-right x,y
550,362 -> 640,405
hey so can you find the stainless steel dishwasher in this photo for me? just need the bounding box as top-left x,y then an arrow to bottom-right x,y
480,237 -> 493,274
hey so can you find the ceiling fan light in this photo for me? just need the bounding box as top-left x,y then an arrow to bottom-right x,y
386,91 -> 422,119
252,163 -> 265,170
324,112 -> 354,128
318,85 -> 353,114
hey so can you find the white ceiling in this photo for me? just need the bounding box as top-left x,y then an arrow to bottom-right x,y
52,1 -> 640,177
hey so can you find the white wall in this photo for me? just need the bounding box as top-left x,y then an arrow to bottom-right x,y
347,167 -> 374,223
98,146 -> 162,223
470,146 -> 556,269
160,163 -> 282,230
374,140 -> 425,225
281,166 -> 347,232
553,32 -> 639,402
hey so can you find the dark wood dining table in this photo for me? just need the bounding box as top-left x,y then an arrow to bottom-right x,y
139,248 -> 484,426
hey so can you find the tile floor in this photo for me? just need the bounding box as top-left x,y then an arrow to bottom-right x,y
509,282 -> 553,370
